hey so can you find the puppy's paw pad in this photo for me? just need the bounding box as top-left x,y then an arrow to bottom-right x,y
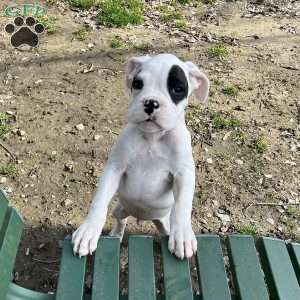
5,16 -> 44,47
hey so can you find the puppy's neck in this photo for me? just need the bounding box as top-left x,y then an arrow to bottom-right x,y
140,112 -> 186,142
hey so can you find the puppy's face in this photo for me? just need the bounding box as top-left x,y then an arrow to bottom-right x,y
125,54 -> 209,133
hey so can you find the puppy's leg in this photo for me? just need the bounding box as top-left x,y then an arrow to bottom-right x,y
109,202 -> 129,241
153,215 -> 170,235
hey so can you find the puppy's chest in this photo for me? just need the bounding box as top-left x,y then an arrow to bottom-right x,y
127,145 -> 171,176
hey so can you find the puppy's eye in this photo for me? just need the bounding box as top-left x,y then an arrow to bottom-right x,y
132,78 -> 144,90
172,86 -> 184,94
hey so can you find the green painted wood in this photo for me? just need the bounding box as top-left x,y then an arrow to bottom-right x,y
228,235 -> 269,300
257,237 -> 300,300
128,235 -> 155,300
0,190 -> 9,229
196,235 -> 231,300
92,237 -> 120,300
0,207 -> 24,300
288,242 -> 300,284
161,236 -> 193,300
56,238 -> 86,300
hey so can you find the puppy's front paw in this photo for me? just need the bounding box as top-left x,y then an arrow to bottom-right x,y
168,225 -> 197,259
72,221 -> 103,257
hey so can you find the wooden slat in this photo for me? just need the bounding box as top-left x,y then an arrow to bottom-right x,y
0,190 -> 9,229
228,235 -> 269,300
92,237 -> 120,300
56,238 -> 86,300
0,207 -> 23,300
196,235 -> 231,300
258,237 -> 300,300
161,236 -> 193,300
129,235 -> 155,300
288,242 -> 300,284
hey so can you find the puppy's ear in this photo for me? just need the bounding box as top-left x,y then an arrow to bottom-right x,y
185,61 -> 209,102
125,55 -> 151,88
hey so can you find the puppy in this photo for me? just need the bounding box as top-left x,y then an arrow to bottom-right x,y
72,53 -> 209,259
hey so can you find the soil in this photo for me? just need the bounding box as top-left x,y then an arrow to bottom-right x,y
0,0 -> 299,295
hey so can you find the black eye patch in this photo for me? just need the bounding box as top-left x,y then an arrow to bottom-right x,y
167,65 -> 188,104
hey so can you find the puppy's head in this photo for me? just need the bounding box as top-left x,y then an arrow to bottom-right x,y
125,53 -> 209,133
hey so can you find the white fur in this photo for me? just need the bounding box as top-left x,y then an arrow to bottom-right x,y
72,54 -> 209,259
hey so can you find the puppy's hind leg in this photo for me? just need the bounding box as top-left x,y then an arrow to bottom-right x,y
153,215 -> 170,236
109,202 -> 129,241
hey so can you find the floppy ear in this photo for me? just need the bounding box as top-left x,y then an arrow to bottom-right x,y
124,55 -> 151,88
185,61 -> 209,102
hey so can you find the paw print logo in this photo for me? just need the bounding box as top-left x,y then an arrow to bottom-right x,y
5,16 -> 44,48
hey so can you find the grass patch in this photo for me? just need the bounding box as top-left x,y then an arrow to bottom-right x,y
0,164 -> 18,177
222,85 -> 239,97
232,130 -> 246,145
175,19 -> 188,30
69,0 -> 98,9
98,0 -> 143,27
73,27 -> 90,41
239,224 -> 258,236
210,112 -> 240,129
110,36 -> 125,48
208,45 -> 229,58
254,135 -> 268,154
46,0 -> 58,5
287,207 -> 298,216
159,5 -> 184,22
133,42 -> 152,51
36,15 -> 57,34
0,113 -> 12,138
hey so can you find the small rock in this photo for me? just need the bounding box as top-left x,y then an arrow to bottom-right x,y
216,212 -> 231,224
93,134 -> 101,141
62,199 -> 73,206
264,174 -> 273,179
235,159 -> 243,165
35,79 -> 43,85
64,162 -> 74,172
88,43 -> 94,49
25,248 -> 30,256
206,158 -> 213,164
0,177 -> 7,184
75,123 -> 85,131
267,218 -> 275,226
17,129 -> 26,136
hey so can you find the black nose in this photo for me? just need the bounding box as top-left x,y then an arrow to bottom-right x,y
144,99 -> 160,115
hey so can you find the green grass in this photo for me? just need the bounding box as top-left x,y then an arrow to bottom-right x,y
239,224 -> 258,236
98,0 -> 143,27
254,135 -> 268,154
210,112 -> 240,129
175,19 -> 188,30
36,15 -> 57,34
73,27 -> 90,41
0,113 -> 11,137
133,42 -> 151,51
287,207 -> 298,216
110,36 -> 125,48
222,84 -> 239,97
0,164 -> 18,177
0,125 -> 10,137
208,45 -> 230,58
69,0 -> 98,9
46,0 -> 58,5
160,5 -> 184,22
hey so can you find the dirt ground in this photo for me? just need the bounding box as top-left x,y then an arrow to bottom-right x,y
0,0 -> 299,295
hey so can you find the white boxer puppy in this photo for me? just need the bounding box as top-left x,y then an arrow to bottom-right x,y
72,53 -> 209,259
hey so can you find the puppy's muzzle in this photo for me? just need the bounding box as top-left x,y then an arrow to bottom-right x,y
144,99 -> 160,115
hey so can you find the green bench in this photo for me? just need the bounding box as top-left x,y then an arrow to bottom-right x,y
1,189 -> 300,300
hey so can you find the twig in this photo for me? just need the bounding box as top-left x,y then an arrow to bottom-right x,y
246,202 -> 299,210
255,202 -> 299,206
0,142 -> 17,161
32,258 -> 59,264
280,65 -> 300,71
